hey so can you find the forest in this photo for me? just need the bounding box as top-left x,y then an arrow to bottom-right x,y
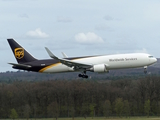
0,74 -> 160,119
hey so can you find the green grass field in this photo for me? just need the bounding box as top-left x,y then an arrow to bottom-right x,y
1,117 -> 160,120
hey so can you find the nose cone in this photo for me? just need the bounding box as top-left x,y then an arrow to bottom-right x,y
148,55 -> 157,65
152,57 -> 157,63
154,58 -> 157,63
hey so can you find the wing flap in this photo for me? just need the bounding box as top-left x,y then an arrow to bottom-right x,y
59,58 -> 92,68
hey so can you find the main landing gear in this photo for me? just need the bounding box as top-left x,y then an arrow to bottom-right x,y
78,71 -> 88,78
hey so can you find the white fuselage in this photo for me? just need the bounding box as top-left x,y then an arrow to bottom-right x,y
40,53 -> 157,73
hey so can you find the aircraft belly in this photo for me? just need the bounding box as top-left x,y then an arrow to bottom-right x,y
42,64 -> 74,73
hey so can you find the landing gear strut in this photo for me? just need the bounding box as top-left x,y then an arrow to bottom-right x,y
144,66 -> 147,74
78,71 -> 88,78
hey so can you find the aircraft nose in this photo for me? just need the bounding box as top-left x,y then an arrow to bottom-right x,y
152,57 -> 157,63
154,58 -> 157,62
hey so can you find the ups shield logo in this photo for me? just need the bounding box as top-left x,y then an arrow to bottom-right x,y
14,48 -> 24,59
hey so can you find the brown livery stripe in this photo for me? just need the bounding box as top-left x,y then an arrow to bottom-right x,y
39,63 -> 60,72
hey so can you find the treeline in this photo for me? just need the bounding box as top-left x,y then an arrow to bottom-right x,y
1,76 -> 160,119
2,66 -> 160,82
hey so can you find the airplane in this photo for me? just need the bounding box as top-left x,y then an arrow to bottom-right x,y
7,38 -> 157,78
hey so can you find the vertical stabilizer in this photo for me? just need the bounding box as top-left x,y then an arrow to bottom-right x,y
7,39 -> 37,64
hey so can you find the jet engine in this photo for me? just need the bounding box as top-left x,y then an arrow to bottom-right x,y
89,64 -> 109,73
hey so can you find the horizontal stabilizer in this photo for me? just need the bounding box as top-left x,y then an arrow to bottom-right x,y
8,63 -> 31,68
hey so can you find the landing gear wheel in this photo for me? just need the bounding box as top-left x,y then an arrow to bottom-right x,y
78,71 -> 88,79
84,75 -> 88,78
78,74 -> 83,77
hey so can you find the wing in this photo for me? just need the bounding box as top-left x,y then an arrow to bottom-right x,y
45,47 -> 92,70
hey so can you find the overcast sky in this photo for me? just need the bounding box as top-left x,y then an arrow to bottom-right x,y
1,0 -> 160,72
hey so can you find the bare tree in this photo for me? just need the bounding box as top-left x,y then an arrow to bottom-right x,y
23,104 -> 31,120
47,101 -> 59,120
123,100 -> 130,118
103,100 -> 112,118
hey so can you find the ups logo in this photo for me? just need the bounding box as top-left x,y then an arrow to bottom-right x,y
14,48 -> 24,59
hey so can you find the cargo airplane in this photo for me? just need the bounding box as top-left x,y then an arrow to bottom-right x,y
7,39 -> 157,78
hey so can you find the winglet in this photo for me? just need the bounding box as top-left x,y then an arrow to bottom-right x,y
62,52 -> 68,58
45,47 -> 59,60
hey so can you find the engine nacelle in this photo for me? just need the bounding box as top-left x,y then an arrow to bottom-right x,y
90,64 -> 109,73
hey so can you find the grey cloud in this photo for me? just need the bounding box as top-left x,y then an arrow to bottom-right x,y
57,16 -> 72,23
95,24 -> 113,31
104,15 -> 114,21
19,13 -> 29,18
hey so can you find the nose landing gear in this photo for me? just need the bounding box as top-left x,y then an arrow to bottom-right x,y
144,66 -> 147,74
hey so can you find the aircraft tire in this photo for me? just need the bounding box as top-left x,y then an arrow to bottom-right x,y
78,74 -> 83,77
84,75 -> 88,78
78,74 -> 88,79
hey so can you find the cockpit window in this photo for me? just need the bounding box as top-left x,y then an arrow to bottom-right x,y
149,56 -> 154,58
